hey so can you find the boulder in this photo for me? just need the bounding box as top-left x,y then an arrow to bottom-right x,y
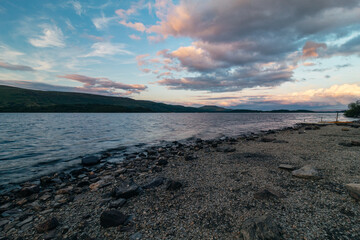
239,215 -> 282,240
100,210 -> 128,228
292,165 -> 320,179
142,177 -> 165,189
351,141 -> 360,146
81,156 -> 100,166
35,217 -> 59,233
18,185 -> 40,197
345,184 -> 360,201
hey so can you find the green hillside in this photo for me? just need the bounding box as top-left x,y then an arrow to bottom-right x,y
0,85 -> 201,112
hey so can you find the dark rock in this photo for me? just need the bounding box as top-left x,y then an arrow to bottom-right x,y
130,232 -> 143,240
166,180 -> 182,191
142,177 -> 165,189
151,166 -> 162,172
81,156 -> 100,166
156,158 -> 168,166
18,185 -> 40,197
260,137 -> 276,142
351,140 -> 360,146
35,217 -> 59,233
217,147 -> 236,153
0,203 -> 12,213
100,210 -> 128,228
109,198 -> 126,208
339,141 -> 353,147
239,215 -> 282,240
77,181 -> 90,187
112,183 -> 141,199
40,176 -> 53,186
278,164 -> 296,171
273,140 -> 288,144
185,154 -> 197,161
345,184 -> 360,201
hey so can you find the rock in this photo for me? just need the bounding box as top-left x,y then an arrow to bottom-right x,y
56,186 -> 73,195
142,177 -> 165,189
342,128 -> 350,131
0,202 -> 12,213
254,189 -> 285,200
278,164 -> 296,171
156,158 -> 168,166
239,215 -> 282,240
351,140 -> 360,146
112,183 -> 141,199
345,184 -> 360,201
18,185 -> 40,197
339,141 -> 353,147
109,198 -> 126,208
216,146 -> 236,153
130,232 -> 143,240
77,180 -> 90,187
185,154 -> 197,161
260,137 -> 276,142
81,156 -> 100,166
292,165 -> 320,179
100,210 -> 128,228
273,140 -> 288,144
40,176 -> 53,185
166,180 -> 182,191
35,217 -> 59,233
89,180 -> 110,191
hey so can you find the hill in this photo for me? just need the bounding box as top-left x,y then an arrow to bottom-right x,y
0,85 -> 202,113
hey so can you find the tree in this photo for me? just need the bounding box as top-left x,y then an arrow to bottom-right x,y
344,100 -> 360,118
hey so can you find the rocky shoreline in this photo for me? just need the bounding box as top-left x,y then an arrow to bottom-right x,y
1,122 -> 359,239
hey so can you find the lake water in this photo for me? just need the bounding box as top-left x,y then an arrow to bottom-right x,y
0,112 -> 350,191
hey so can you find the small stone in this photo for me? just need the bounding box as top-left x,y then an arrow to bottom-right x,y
185,155 -> 197,161
345,184 -> 360,200
110,198 -> 126,208
278,164 -> 296,171
156,158 -> 168,166
166,180 -> 182,191
100,210 -> 128,228
351,140 -> 360,146
342,127 -> 350,131
0,202 -> 12,212
142,177 -> 165,189
89,180 -> 110,191
239,215 -> 282,240
292,165 -> 320,179
81,156 -> 100,166
260,137 -> 276,142
35,217 -> 59,233
40,193 -> 52,201
130,232 -> 143,240
254,189 -> 285,200
56,186 -> 73,195
18,185 -> 40,197
112,183 -> 140,199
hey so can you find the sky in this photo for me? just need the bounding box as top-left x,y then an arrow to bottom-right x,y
0,0 -> 360,110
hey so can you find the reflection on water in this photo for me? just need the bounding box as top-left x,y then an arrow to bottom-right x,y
0,112 -> 350,188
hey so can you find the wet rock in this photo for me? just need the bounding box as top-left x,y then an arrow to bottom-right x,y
345,184 -> 360,201
109,198 -> 126,208
77,180 -> 90,187
339,141 -> 353,147
112,183 -> 141,199
35,217 -> 59,233
100,210 -> 128,228
40,176 -> 53,186
273,140 -> 288,144
56,186 -> 73,195
292,165 -> 320,179
166,180 -> 183,191
89,180 -> 110,191
142,177 -> 165,189
239,215 -> 282,240
342,128 -> 350,131
81,156 -> 100,166
18,185 -> 40,197
351,140 -> 360,146
130,232 -> 143,240
0,202 -> 12,213
217,146 -> 236,153
278,164 -> 296,171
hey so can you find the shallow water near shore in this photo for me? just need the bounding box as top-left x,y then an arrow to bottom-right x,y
0,112 -> 350,190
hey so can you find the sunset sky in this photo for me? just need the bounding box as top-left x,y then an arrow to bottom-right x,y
0,0 -> 360,110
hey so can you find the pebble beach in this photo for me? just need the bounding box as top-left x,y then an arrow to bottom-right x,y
1,122 -> 360,240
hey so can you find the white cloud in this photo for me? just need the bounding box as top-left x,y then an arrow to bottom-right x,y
129,34 -> 141,40
65,19 -> 75,31
84,42 -> 133,57
70,1 -> 83,16
0,44 -> 24,61
92,14 -> 117,30
28,24 -> 65,48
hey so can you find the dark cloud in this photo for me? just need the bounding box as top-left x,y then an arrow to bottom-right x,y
0,61 -> 35,71
147,0 -> 360,92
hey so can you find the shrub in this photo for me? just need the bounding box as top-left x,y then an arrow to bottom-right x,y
344,100 -> 360,118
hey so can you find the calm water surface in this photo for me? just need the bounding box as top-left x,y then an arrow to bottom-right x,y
0,112 -> 350,190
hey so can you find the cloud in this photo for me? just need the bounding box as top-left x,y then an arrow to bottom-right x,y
0,61 -> 35,71
69,1 -> 83,16
84,42 -> 133,57
119,20 -> 146,32
0,44 -> 24,61
57,74 -> 147,94
129,34 -> 141,40
92,14 -> 117,30
302,41 -> 327,58
144,0 -> 360,92
65,19 -> 75,31
82,34 -> 104,42
28,24 -> 65,48
115,0 -> 146,19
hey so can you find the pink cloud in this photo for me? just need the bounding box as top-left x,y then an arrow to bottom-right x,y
57,74 -> 147,94
129,34 -> 141,40
302,41 -> 327,58
120,20 -> 146,32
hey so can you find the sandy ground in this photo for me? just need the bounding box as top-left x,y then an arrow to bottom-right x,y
1,123 -> 359,240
